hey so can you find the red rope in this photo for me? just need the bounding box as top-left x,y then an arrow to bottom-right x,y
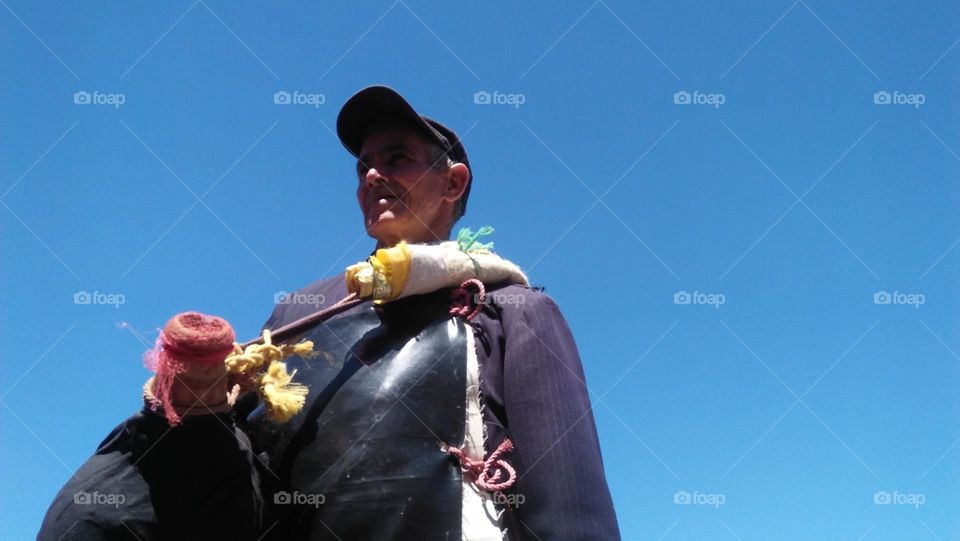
447,438 -> 517,493
449,278 -> 485,321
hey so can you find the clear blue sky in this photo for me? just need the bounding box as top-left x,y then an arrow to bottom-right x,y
2,1 -> 958,539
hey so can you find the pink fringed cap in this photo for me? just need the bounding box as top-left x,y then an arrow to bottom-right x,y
144,312 -> 236,426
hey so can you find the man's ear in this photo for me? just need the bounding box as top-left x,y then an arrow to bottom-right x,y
442,163 -> 470,203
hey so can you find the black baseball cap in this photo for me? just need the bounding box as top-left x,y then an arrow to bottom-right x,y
337,85 -> 472,215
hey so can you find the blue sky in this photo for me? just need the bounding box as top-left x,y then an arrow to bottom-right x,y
2,1 -> 959,539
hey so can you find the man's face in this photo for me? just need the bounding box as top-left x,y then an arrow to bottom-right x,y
356,124 -> 459,247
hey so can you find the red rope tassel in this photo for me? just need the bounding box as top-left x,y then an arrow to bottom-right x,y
447,438 -> 517,493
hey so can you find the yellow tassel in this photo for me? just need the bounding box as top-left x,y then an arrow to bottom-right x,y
224,330 -> 314,375
289,340 -> 315,357
223,329 -> 315,422
261,360 -> 309,423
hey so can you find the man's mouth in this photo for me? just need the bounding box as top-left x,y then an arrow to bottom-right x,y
367,192 -> 403,213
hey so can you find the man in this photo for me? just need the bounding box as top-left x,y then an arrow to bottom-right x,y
38,86 -> 620,540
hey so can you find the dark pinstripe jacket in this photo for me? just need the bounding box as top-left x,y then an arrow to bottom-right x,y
260,275 -> 621,540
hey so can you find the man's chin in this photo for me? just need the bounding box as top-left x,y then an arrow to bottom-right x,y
366,215 -> 406,242
366,210 -> 398,230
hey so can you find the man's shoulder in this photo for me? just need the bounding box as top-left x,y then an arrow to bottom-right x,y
487,282 -> 549,302
485,283 -> 564,321
478,283 -> 580,356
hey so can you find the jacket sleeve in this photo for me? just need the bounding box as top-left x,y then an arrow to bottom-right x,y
37,407 -> 268,541
500,291 -> 621,540
38,301 -> 298,541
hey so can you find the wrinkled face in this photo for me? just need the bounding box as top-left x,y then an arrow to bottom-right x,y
356,125 -> 454,247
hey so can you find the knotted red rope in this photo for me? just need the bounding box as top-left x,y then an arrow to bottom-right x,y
449,278 -> 485,320
446,438 -> 517,493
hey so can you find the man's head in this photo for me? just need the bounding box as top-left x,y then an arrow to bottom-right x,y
337,86 -> 472,248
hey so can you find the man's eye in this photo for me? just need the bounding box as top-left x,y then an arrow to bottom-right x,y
388,152 -> 409,164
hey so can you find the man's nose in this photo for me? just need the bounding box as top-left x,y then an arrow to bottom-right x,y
364,167 -> 385,187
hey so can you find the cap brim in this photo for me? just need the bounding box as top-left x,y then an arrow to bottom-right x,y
337,85 -> 449,158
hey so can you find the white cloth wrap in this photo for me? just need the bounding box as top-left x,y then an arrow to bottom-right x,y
400,242 -> 528,300
458,321 -> 507,541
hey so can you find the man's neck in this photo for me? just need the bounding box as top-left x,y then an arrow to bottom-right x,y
374,237 -> 448,251
375,230 -> 451,250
